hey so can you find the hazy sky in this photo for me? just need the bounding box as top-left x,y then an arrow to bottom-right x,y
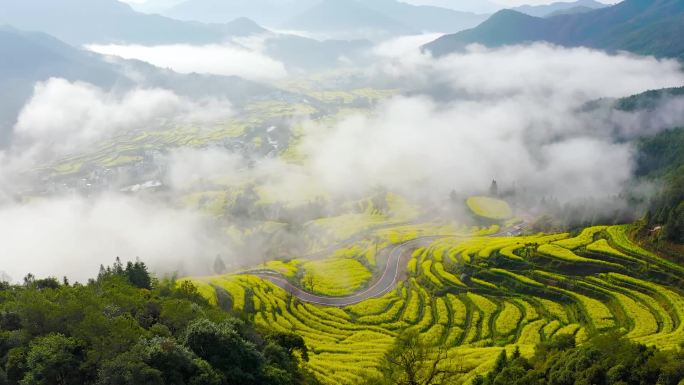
122,0 -> 621,8
120,0 -> 623,18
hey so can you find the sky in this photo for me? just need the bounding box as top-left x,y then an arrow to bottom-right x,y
121,0 -> 622,10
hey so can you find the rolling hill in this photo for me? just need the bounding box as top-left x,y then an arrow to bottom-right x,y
424,0 -> 684,60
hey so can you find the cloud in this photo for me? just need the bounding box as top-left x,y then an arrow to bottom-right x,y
297,96 -> 630,201
372,43 -> 684,101
599,96 -> 684,139
166,147 -> 245,190
87,43 -> 288,81
9,78 -> 233,163
155,43 -> 684,206
373,33 -> 445,59
0,194 -> 227,283
293,44 -> 684,201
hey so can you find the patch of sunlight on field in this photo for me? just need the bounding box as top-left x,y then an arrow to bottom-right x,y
466,196 -> 513,220
301,258 -> 373,297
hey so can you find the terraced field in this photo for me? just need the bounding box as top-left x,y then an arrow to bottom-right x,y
184,225 -> 684,385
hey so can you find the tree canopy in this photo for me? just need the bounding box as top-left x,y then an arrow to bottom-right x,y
0,260 -> 318,385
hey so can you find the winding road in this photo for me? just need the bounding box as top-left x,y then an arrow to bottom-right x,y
249,237 -> 436,307
242,222 -> 528,307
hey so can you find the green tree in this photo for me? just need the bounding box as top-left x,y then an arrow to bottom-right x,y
6,347 -> 28,383
139,337 -> 222,385
182,319 -> 263,385
213,256 -> 227,275
96,352 -> 164,385
0,259 -> 317,385
379,330 -> 458,385
125,261 -> 152,290
20,334 -> 85,385
665,201 -> 684,243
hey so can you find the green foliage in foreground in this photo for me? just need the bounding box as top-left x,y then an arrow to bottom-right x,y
474,334 -> 684,385
0,260 -> 318,385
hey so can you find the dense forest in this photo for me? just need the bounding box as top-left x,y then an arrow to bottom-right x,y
473,334 -> 684,385
637,127 -> 684,244
0,260 -> 318,385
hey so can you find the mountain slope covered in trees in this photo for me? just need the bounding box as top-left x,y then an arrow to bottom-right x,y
511,0 -> 606,17
424,0 -> 684,60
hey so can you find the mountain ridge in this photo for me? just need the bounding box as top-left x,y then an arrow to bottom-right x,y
423,0 -> 684,60
512,0 -> 607,17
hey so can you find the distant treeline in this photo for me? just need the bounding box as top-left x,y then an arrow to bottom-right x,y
0,259 -> 319,385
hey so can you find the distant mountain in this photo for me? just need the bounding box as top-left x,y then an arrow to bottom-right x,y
283,0 -> 414,39
424,0 -> 684,60
0,27 -> 122,87
512,0 -> 606,17
264,35 -> 373,69
403,0 -> 501,14
0,26 -> 123,145
0,27 -> 286,147
164,0 -> 318,26
211,17 -> 269,37
0,0 -> 293,46
546,6 -> 599,17
280,0 -> 487,40
0,0 -> 371,72
363,0 -> 489,33
0,0 -> 229,45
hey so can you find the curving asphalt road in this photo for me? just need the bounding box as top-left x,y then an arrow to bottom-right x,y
243,223 -> 528,307
249,237 -> 435,307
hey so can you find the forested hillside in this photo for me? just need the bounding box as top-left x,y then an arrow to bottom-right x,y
424,0 -> 684,60
638,128 -> 684,245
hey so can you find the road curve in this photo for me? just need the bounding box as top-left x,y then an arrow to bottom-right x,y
247,237 -> 435,307
243,223 -> 527,307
